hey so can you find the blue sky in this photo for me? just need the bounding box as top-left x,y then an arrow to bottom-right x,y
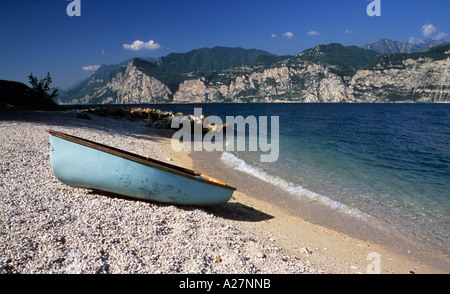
1,0 -> 449,89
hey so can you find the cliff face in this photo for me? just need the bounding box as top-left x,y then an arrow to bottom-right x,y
349,56 -> 450,102
173,55 -> 449,103
64,44 -> 450,104
174,63 -> 349,103
78,61 -> 173,104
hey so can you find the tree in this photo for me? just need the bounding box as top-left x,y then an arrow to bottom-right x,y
28,72 -> 59,101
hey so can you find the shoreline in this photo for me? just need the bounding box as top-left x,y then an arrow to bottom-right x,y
0,110 -> 324,274
1,109 -> 448,274
153,129 -> 450,274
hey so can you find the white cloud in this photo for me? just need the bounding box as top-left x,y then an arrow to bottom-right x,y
123,40 -> 161,51
283,32 -> 293,39
271,33 -> 277,38
421,24 -> 436,37
408,37 -> 424,45
434,32 -> 448,40
307,30 -> 321,36
344,29 -> 353,34
82,65 -> 101,72
408,24 -> 447,45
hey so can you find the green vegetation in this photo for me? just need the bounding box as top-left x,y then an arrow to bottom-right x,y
156,46 -> 274,75
290,43 -> 380,77
245,54 -> 288,68
28,72 -> 59,101
132,58 -> 184,93
0,79 -> 60,110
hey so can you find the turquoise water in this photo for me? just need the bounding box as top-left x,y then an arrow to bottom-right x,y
147,103 -> 450,254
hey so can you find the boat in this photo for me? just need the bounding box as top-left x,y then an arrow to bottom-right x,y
47,130 -> 235,206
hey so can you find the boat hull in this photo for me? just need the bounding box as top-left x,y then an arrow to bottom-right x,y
48,131 -> 235,206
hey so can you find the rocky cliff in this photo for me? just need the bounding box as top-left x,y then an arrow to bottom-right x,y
349,55 -> 450,102
173,45 -> 450,103
173,63 -> 349,103
74,60 -> 174,104
62,43 -> 450,104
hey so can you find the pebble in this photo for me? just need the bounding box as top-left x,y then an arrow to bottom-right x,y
301,247 -> 313,255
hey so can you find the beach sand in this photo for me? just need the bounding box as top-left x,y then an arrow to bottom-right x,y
1,109 -> 448,274
152,122 -> 450,274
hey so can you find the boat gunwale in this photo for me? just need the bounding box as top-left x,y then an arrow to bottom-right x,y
47,130 -> 236,191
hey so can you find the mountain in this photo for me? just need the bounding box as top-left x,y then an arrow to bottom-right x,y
362,38 -> 447,54
173,43 -> 450,103
291,43 -> 380,77
350,43 -> 450,102
155,46 -> 274,75
60,42 -> 450,104
61,63 -> 123,104
79,58 -> 181,105
59,46 -> 273,104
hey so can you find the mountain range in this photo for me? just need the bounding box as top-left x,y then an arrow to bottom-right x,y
61,47 -> 272,104
362,38 -> 447,54
59,39 -> 450,104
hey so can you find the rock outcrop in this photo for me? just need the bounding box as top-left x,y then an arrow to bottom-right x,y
348,56 -> 450,102
78,61 -> 173,104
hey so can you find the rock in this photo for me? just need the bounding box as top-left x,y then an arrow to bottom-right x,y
152,120 -> 169,129
300,247 -> 312,255
130,108 -> 149,120
159,111 -> 172,119
105,107 -> 127,117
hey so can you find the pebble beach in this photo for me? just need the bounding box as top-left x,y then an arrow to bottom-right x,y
0,109 -> 324,274
1,109 -> 448,275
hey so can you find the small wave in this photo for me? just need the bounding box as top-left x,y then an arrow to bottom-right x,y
220,152 -> 370,221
